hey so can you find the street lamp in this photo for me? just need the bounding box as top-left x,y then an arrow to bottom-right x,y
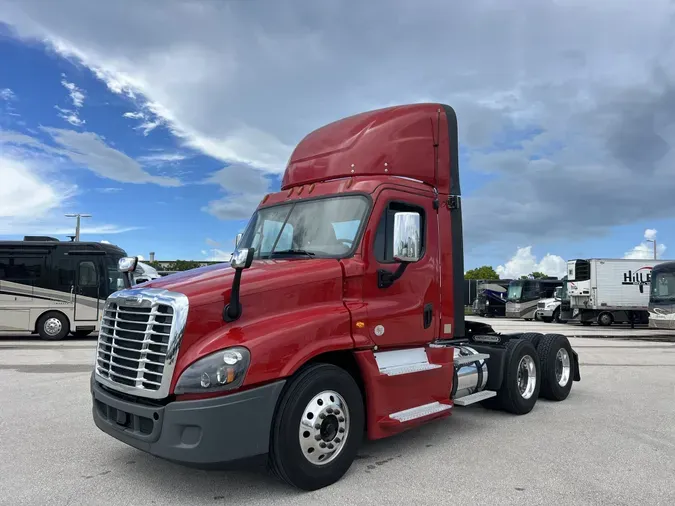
646,238 -> 657,260
65,213 -> 92,242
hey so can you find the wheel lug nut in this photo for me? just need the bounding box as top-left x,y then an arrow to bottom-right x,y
333,409 -> 340,415
314,423 -> 321,429
326,408 -> 333,414
338,416 -> 345,422
319,413 -> 326,419
319,442 -> 326,448
339,427 -> 345,433
315,434 -> 322,441
328,443 -> 334,449
335,438 -> 341,443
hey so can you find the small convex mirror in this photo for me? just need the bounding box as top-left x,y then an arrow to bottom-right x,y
392,211 -> 421,262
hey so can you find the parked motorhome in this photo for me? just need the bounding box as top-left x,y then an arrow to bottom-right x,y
648,261 -> 675,329
472,280 -> 510,317
505,278 -> 563,320
0,236 -> 127,339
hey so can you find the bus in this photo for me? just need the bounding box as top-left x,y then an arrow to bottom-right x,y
0,236 -> 127,340
648,260 -> 675,330
505,278 -> 564,320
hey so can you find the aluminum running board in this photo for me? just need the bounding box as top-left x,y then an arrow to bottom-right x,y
453,353 -> 490,366
454,390 -> 497,406
380,363 -> 441,376
389,401 -> 452,422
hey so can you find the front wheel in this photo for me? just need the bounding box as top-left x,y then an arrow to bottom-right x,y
268,363 -> 364,491
36,312 -> 70,341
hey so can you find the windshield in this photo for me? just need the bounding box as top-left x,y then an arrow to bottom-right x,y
239,195 -> 370,259
507,282 -> 523,302
554,286 -> 562,299
105,256 -> 125,295
651,271 -> 675,302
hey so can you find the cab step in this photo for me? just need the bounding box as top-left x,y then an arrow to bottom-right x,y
374,348 -> 441,376
389,401 -> 452,422
453,390 -> 497,406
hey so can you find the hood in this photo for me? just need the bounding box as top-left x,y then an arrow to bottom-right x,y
539,297 -> 559,304
140,258 -> 339,307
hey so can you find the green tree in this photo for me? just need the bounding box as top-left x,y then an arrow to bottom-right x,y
530,271 -> 547,279
465,265 -> 499,280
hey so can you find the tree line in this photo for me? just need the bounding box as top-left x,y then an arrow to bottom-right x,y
465,265 -> 549,280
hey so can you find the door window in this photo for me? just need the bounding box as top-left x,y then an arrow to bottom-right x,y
78,261 -> 98,287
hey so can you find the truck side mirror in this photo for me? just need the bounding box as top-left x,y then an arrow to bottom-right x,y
234,233 -> 243,248
378,211 -> 421,288
392,211 -> 421,262
224,247 -> 255,322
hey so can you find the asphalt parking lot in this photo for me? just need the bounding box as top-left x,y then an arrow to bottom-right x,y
1,324 -> 674,506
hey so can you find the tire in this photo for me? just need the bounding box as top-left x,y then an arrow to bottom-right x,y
36,312 -> 70,341
537,334 -> 574,401
552,307 -> 561,323
520,332 -> 544,348
268,363 -> 364,491
493,339 -> 541,415
72,330 -> 93,338
598,312 -> 613,327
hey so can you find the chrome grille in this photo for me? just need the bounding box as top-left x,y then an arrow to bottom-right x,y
94,288 -> 189,399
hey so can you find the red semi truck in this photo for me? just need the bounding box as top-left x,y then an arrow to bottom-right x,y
91,103 -> 580,490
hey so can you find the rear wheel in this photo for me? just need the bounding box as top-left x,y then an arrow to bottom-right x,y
268,363 -> 364,491
552,307 -> 561,323
537,334 -> 574,401
520,332 -> 544,348
598,312 -> 613,326
36,312 -> 69,341
486,339 -> 541,415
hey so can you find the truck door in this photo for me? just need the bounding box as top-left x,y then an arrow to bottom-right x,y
74,258 -> 100,321
361,189 -> 440,347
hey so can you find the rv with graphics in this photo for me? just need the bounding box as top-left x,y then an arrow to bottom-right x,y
0,236 -> 127,340
472,280 -> 510,317
648,261 -> 675,329
505,278 -> 563,320
567,258 -> 672,326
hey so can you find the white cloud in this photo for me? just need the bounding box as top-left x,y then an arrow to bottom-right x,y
138,152 -> 188,164
624,228 -> 667,259
55,105 -> 85,126
204,248 -> 232,262
0,88 -> 16,101
496,246 -> 567,279
61,75 -> 85,107
123,111 -> 144,119
0,155 -> 72,219
96,187 -> 122,193
0,127 -> 182,186
45,224 -> 141,236
2,0 -> 675,240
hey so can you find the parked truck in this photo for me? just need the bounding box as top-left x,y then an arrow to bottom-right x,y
534,281 -> 565,323
567,258 -> 671,326
648,261 -> 675,329
90,103 -> 581,490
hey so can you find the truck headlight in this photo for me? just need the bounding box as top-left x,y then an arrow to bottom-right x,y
174,347 -> 250,395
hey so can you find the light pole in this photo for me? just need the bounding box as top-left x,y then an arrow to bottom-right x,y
65,213 -> 92,242
646,238 -> 657,260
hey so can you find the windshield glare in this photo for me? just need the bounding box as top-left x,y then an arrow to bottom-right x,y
651,272 -> 675,301
507,282 -> 523,302
239,195 -> 370,259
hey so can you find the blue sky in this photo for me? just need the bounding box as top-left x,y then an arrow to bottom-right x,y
0,2 -> 673,278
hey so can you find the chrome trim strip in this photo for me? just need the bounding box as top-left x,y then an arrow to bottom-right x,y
93,287 -> 189,400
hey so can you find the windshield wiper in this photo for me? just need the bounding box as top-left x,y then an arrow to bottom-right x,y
270,249 -> 316,258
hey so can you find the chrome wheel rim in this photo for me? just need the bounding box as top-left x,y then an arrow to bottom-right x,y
517,355 -> 537,399
299,390 -> 350,466
44,317 -> 62,336
556,348 -> 571,386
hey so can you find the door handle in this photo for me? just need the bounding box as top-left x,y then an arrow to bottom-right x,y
423,303 -> 433,329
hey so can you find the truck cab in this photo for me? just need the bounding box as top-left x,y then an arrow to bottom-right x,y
90,103 -> 580,491
534,283 -> 565,323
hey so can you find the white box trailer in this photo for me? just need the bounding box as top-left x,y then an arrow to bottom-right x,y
567,258 -> 673,326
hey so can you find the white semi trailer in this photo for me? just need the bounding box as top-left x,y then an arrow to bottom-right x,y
567,258 -> 672,326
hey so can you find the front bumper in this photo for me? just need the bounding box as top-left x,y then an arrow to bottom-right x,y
91,373 -> 285,466
535,308 -> 555,318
